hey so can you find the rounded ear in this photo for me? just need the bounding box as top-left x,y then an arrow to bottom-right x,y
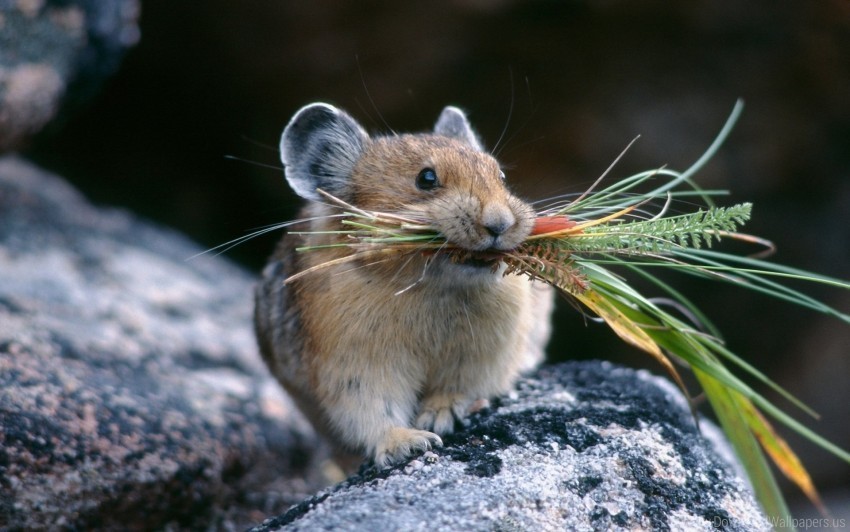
434,106 -> 483,151
280,103 -> 369,201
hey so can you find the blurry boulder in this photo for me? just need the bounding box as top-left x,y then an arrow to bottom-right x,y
0,0 -> 140,151
0,156 -> 322,529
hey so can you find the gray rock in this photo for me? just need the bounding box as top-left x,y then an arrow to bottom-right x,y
0,0 -> 140,151
0,156 -> 322,530
252,361 -> 770,532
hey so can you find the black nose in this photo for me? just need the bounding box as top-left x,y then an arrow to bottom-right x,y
481,203 -> 516,239
484,221 -> 511,237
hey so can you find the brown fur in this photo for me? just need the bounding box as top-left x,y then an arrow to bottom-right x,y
255,105 -> 553,468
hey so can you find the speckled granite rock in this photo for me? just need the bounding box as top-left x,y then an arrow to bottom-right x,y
0,0 -> 140,151
0,156 -> 322,529
252,361 -> 770,532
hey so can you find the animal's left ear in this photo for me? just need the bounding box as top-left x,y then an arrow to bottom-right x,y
434,106 -> 483,151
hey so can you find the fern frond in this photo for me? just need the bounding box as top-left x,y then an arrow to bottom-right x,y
565,203 -> 752,255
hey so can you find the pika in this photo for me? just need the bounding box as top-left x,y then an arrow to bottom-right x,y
254,103 -> 553,468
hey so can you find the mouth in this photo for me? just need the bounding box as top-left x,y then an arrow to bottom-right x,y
444,249 -> 506,270
457,256 -> 498,269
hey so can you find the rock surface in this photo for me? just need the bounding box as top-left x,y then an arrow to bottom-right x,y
0,0 -> 140,151
252,362 -> 769,532
0,156 -> 322,529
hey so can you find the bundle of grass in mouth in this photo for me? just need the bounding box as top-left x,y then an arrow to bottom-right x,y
232,100 -> 849,525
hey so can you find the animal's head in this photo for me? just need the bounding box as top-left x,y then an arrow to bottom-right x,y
280,103 -> 533,252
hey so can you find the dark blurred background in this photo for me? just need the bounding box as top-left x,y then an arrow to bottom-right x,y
24,0 -> 849,505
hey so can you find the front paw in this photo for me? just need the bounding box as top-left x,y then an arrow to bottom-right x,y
415,394 -> 473,435
374,427 -> 442,468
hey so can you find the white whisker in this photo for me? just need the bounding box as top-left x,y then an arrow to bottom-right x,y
394,255 -> 433,295
187,213 -> 348,261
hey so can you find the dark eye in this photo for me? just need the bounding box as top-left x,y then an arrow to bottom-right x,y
415,168 -> 440,190
499,170 -> 506,181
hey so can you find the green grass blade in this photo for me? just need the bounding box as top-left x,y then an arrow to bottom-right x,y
696,370 -> 792,526
583,260 -> 820,417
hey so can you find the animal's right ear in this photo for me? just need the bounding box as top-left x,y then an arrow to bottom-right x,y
280,103 -> 369,201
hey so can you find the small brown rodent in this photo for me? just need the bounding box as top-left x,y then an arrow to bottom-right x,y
255,103 -> 553,468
